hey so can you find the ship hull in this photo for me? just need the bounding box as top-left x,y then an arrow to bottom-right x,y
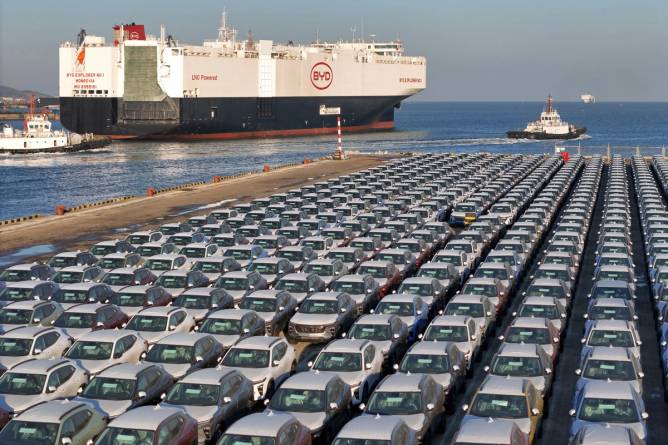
506,127 -> 587,140
60,95 -> 404,140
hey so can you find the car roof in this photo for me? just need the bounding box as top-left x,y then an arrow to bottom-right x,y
226,411 -> 295,436
105,267 -> 137,274
181,287 -> 217,296
401,277 -> 435,284
76,330 -> 133,342
207,309 -> 255,320
3,300 -> 48,310
65,303 -> 105,313
522,296 -> 558,306
335,274 -> 366,283
11,358 -> 70,373
116,285 -> 150,294
380,293 -> 420,303
336,415 -> 403,440
3,280 -> 45,289
322,339 -> 369,352
16,399 -> 90,422
102,252 -> 132,259
431,315 -> 471,326
497,343 -> 540,357
281,371 -> 337,390
136,306 -> 183,316
510,317 -> 551,328
478,375 -> 530,396
98,362 -> 157,379
233,335 -> 282,349
159,269 -> 190,277
280,273 -> 310,280
178,367 -> 237,385
581,380 -> 636,399
454,417 -> 518,443
110,405 -> 184,429
148,254 -> 183,260
58,282 -> 99,291
5,264 -> 36,271
530,278 -> 565,286
308,292 -> 344,301
591,319 -> 633,330
3,326 -> 56,338
449,294 -> 486,304
590,297 -> 629,307
376,373 -> 426,391
355,314 -> 395,325
588,346 -> 633,361
155,332 -> 209,346
246,290 -> 284,299
594,279 -> 630,288
406,341 -> 452,355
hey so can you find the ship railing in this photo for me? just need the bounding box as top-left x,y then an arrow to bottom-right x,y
554,143 -> 668,161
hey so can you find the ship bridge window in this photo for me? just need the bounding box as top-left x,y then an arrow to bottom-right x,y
96,90 -> 102,94
210,107 -> 218,119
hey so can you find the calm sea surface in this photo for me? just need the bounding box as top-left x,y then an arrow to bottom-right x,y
2,101 -> 668,220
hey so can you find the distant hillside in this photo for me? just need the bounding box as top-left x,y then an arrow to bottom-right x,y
0,85 -> 53,99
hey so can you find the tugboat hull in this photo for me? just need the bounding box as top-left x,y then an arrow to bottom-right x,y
506,126 -> 587,140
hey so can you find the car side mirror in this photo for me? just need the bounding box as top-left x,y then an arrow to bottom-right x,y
426,403 -> 435,411
272,360 -> 280,367
96,321 -> 104,327
307,361 -> 314,368
33,348 -> 43,355
531,408 -> 540,416
195,356 -> 204,363
359,403 -> 366,411
61,438 -> 72,445
461,404 -> 469,412
393,333 -> 400,339
575,368 -> 582,376
470,334 -> 477,341
329,401 -> 339,411
243,328 -> 250,334
545,368 -> 552,375
638,371 -> 645,378
569,408 -> 576,417
136,390 -> 147,400
365,362 -> 373,370
641,412 -> 649,420
309,288 -> 315,292
223,396 -> 232,404
160,393 -> 166,400
47,385 -> 57,393
340,307 -> 347,313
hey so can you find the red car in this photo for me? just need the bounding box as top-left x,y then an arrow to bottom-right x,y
94,405 -> 197,445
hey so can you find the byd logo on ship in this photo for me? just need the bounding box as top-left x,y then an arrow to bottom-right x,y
310,62 -> 333,90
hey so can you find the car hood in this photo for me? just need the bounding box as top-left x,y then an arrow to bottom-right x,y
224,290 -> 247,303
138,331 -> 171,344
0,324 -> 26,335
161,403 -> 219,423
118,306 -> 144,317
74,396 -> 133,418
365,340 -> 393,355
57,327 -> 93,340
255,312 -> 277,323
465,414 -> 531,436
220,366 -> 268,384
328,370 -> 367,387
275,410 -> 326,432
572,419 -> 646,441
148,362 -> 192,379
0,355 -> 32,370
289,292 -> 308,303
182,308 -> 210,322
422,372 -> 452,391
0,394 -> 43,414
164,288 -> 186,298
290,313 -> 339,326
362,413 -> 426,435
71,359 -> 117,375
207,334 -> 241,348
259,274 -> 279,285
202,272 -> 222,281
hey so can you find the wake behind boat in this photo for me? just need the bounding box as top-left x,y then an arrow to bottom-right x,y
507,95 -> 586,140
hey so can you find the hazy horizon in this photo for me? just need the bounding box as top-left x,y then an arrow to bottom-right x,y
1,0 -> 666,101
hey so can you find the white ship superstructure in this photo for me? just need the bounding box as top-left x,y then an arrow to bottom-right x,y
507,95 -> 587,140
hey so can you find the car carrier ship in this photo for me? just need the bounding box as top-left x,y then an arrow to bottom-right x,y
58,13 -> 426,140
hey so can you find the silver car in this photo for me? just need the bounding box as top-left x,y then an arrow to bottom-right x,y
333,414 -> 418,445
309,339 -> 384,405
345,314 -> 409,372
360,373 -> 445,443
51,283 -> 114,310
303,258 -> 349,288
452,417 -> 528,445
172,287 -> 235,322
64,329 -> 148,374
0,358 -> 88,415
0,326 -> 72,369
575,346 -> 644,396
0,399 -> 107,445
219,336 -> 296,400
143,253 -> 188,276
144,332 -> 223,379
0,300 -> 63,334
160,368 -> 254,444
329,274 -> 380,315
421,315 -> 482,369
214,271 -> 268,303
124,306 -> 195,344
74,362 -> 173,418
197,309 -> 265,350
484,343 -> 554,395
247,257 -> 295,286
190,256 -> 242,282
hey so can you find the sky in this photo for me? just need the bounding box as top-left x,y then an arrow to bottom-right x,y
1,0 -> 667,101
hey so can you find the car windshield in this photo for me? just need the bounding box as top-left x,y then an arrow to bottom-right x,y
400,353 -> 450,374
506,327 -> 550,344
462,284 -> 496,297
0,309 -> 32,325
218,435 -> 275,445
165,382 -> 220,406
300,299 -> 339,314
127,235 -> 149,245
358,266 -> 387,279
584,359 -> 636,380
418,268 -> 451,280
102,273 -> 135,286
173,294 -> 211,309
313,352 -> 362,372
169,236 -> 193,246
225,249 -> 251,260
543,256 -> 571,265
435,255 -> 462,266
332,439 -> 389,445
304,264 -> 334,275
254,239 -> 278,250
592,286 -> 631,300
222,348 -> 269,368
181,248 -> 206,258
156,275 -> 187,289
476,269 -> 508,280
54,312 -> 95,328
111,292 -> 146,307
95,427 -> 154,445
248,263 -> 278,274
588,330 -> 635,347
349,324 -> 390,341
376,301 -> 415,317
53,289 -> 90,304
146,344 -> 193,364
270,388 -> 325,412
238,228 -> 260,237
469,393 -> 528,419
199,318 -> 240,335
0,270 -> 32,281
216,277 -> 248,291
67,341 -> 113,360
328,252 -> 356,263
100,258 -> 126,269
350,241 -> 374,251
302,240 -> 325,250
213,236 -> 237,247
526,285 -> 564,298
126,315 -> 168,332
455,204 -> 477,213
519,304 -> 560,319
52,271 -> 84,284
239,297 -> 276,313
90,246 -> 117,256
274,280 -> 307,293
377,254 -> 405,266
144,259 -> 173,271
445,303 -> 484,318
397,243 -> 420,253
330,281 -> 365,294
81,376 -> 135,400
535,270 -> 570,281
0,372 -> 45,395
398,283 -> 431,297
589,306 -> 631,321
367,391 -> 422,415
579,398 -> 639,422
48,256 -> 76,268
0,420 -> 59,444
277,250 -> 303,262
192,261 -> 224,273
137,246 -> 163,257
492,356 -> 542,377
0,338 -> 32,357
424,325 -> 469,342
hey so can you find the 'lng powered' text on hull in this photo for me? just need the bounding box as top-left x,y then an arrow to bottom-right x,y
58,13 -> 427,140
